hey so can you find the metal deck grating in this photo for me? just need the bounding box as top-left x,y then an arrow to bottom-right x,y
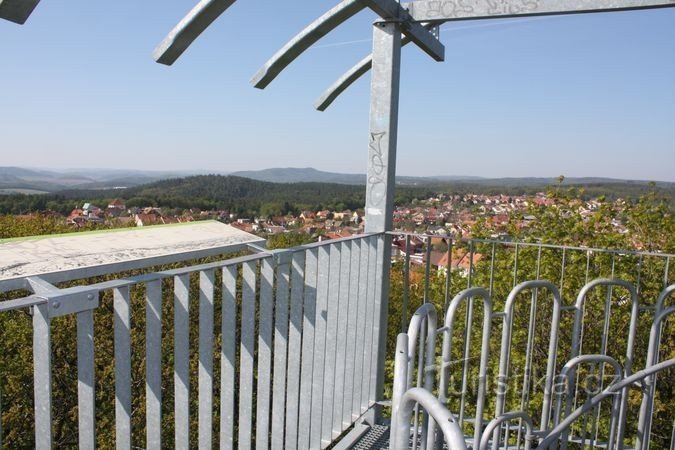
351,424 -> 391,450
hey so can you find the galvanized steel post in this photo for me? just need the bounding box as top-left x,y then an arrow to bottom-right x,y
364,19 -> 400,424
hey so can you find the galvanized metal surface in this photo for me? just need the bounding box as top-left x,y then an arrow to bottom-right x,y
251,0 -> 366,89
314,0 -> 673,111
145,279 -> 163,448
198,269 -> 215,448
238,261 -> 256,450
405,0 -> 675,23
113,287 -> 132,450
32,303 -> 51,449
250,0 -> 442,91
1,235 -> 673,448
173,274 -> 190,449
389,267 -> 674,450
220,265 -> 237,449
365,22 -> 402,234
77,309 -> 96,449
154,0 -> 237,65
256,259 -> 274,450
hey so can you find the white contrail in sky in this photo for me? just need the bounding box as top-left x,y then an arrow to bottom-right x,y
309,15 -> 563,50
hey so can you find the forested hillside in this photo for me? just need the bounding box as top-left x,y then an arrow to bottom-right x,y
0,174 -> 672,217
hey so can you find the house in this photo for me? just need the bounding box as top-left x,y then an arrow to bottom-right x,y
107,199 -> 126,210
300,211 -> 316,222
423,249 -> 484,276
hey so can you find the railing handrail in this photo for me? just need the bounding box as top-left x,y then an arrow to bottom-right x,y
385,231 -> 675,259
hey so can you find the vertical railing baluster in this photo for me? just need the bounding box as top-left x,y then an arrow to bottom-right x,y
285,252 -> 306,450
113,286 -> 132,450
199,270 -> 215,449
174,274 -> 190,449
371,235 -> 389,414
33,303 -> 52,450
353,238 -> 370,418
323,243 -> 342,443
444,239 -> 453,315
362,236 -> 378,413
311,245 -> 331,449
664,257 -> 670,289
489,242 -> 496,296
467,240 -> 475,288
636,255 -> 644,297
424,236 -> 432,302
271,256 -> 290,449
513,243 -> 520,288
298,248 -> 318,449
255,259 -> 274,450
146,280 -> 163,449
239,262 -> 257,450
402,235 -> 411,332
333,241 -> 352,438
220,266 -> 237,450
77,307 -> 96,449
344,240 -> 361,426
559,248 -> 567,300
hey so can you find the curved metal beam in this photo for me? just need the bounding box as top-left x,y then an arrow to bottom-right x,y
154,0 -> 237,66
315,24 -> 437,111
315,53 -> 373,111
0,0 -> 41,25
251,0 -> 366,89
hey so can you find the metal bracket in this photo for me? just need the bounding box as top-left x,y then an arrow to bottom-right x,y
26,276 -> 99,318
44,291 -> 99,318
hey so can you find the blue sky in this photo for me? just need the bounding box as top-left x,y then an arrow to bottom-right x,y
1,1 -> 674,181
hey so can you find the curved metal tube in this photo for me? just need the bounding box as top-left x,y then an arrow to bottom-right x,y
315,52 -> 374,111
570,278 -> 638,363
393,387 -> 468,450
568,279 -> 638,449
407,303 -> 438,390
537,357 -> 675,449
554,355 -> 623,449
315,23 -> 437,111
655,283 -> 675,313
636,305 -> 675,450
251,0 -> 366,89
154,0 -> 237,66
437,287 -> 492,449
479,411 -> 536,450
0,0 -> 41,25
406,303 -> 438,450
391,333 -> 410,449
495,280 -> 562,432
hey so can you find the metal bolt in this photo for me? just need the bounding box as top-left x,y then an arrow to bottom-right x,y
53,301 -> 60,309
87,294 -> 94,301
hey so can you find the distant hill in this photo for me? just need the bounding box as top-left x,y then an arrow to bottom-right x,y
55,175 -> 368,215
231,168 -> 366,185
0,167 -> 201,192
231,167 -> 486,185
1,166 -> 673,211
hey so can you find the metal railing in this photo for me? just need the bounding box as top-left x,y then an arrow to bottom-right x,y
0,233 -> 387,449
1,231 -> 673,449
389,233 -> 674,450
